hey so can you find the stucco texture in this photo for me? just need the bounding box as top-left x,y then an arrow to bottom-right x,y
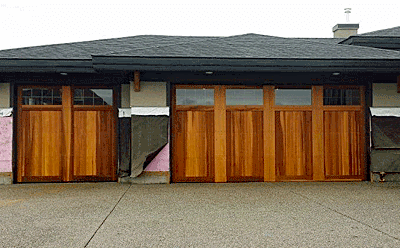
0,117 -> 12,172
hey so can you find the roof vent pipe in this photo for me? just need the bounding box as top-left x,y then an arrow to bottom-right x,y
332,8 -> 359,38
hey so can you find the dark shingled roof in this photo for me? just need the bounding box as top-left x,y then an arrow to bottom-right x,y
100,34 -> 400,59
1,32 -> 400,60
360,26 -> 400,37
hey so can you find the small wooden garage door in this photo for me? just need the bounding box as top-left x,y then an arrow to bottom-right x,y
17,86 -> 117,183
172,85 -> 366,183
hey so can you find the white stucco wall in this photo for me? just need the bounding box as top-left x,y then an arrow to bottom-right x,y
373,83 -> 400,107
0,83 -> 10,108
121,84 -> 130,108
130,82 -> 167,107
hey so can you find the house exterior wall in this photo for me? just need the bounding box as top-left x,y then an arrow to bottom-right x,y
0,117 -> 13,184
372,83 -> 400,107
121,84 -> 130,108
130,82 -> 167,107
0,83 -> 10,107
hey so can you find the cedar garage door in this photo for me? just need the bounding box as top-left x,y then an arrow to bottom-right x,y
172,85 -> 366,182
17,86 -> 117,183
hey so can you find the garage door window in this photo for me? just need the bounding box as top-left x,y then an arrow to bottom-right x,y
22,88 -> 62,105
74,88 -> 113,106
226,89 -> 263,105
275,89 -> 312,105
323,88 -> 360,105
176,89 -> 214,105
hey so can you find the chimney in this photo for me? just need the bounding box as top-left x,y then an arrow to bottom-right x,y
332,8 -> 359,38
332,24 -> 359,38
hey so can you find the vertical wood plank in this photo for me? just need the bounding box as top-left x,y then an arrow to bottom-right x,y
214,85 -> 227,182
264,86 -> 275,181
312,86 -> 324,181
62,86 -> 73,181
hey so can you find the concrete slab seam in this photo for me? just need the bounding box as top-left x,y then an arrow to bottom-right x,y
286,187 -> 400,242
83,184 -> 132,247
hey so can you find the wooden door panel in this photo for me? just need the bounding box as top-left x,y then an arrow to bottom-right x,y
324,111 -> 363,178
73,110 -> 116,180
275,111 -> 313,180
18,111 -> 62,181
226,110 -> 263,181
173,110 -> 214,182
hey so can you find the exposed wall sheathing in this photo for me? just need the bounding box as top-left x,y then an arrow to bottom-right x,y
0,117 -> 12,173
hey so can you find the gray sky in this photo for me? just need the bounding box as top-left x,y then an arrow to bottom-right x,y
0,0 -> 398,50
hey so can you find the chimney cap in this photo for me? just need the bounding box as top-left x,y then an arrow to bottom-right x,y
333,24 -> 360,32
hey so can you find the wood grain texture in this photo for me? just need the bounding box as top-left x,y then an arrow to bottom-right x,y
324,111 -> 363,178
62,86 -> 73,181
264,86 -> 275,181
172,110 -> 215,182
17,111 -> 62,181
226,110 -> 263,181
214,86 -> 227,182
275,111 -> 313,180
312,86 -> 325,180
73,110 -> 116,179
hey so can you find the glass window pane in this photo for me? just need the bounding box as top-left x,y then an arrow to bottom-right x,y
22,88 -> 61,105
176,89 -> 214,105
275,89 -> 312,105
323,88 -> 360,105
74,89 -> 113,106
226,89 -> 263,105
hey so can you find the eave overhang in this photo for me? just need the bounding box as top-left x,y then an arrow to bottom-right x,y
0,59 -> 95,73
1,57 -> 400,74
92,56 -> 400,73
340,36 -> 400,50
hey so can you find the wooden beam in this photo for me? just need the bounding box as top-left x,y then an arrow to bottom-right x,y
264,86 -> 276,182
134,71 -> 140,92
214,85 -> 227,182
62,86 -> 73,182
312,86 -> 325,181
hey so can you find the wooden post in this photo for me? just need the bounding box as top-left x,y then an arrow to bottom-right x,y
214,86 -> 227,182
62,86 -> 73,181
264,86 -> 276,181
134,71 -> 140,92
312,86 -> 325,181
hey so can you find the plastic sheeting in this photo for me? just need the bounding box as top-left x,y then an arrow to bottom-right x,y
118,118 -> 131,176
370,107 -> 400,172
371,116 -> 400,148
0,108 -> 12,117
130,115 -> 169,178
371,150 -> 400,172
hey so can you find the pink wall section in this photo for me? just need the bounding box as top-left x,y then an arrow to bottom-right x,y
144,143 -> 170,171
0,117 -> 13,173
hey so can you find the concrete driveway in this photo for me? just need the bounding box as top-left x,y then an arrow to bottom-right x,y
1,182 -> 400,248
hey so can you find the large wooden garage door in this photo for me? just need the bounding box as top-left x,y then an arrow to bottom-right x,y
172,85 -> 366,183
172,86 -> 215,182
17,86 -> 117,183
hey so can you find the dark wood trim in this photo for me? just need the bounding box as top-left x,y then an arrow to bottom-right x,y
134,71 -> 140,92
19,176 -> 63,183
174,84 -> 216,89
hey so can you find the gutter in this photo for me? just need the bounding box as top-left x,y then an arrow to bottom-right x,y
92,57 -> 400,73
0,59 -> 96,73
